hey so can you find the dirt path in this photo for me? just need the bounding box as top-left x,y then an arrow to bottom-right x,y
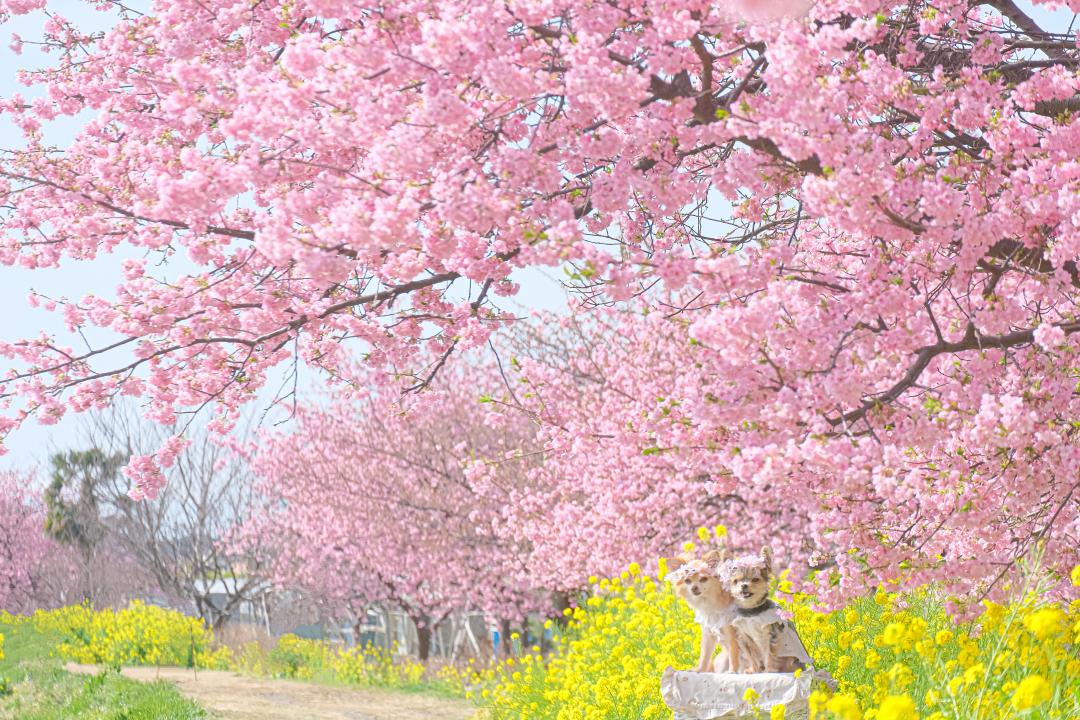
66,664 -> 477,720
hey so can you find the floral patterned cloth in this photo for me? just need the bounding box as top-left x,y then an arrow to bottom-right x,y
661,667 -> 812,720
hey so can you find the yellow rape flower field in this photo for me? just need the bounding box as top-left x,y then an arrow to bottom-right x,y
17,601 -> 232,670
472,556 -> 1080,720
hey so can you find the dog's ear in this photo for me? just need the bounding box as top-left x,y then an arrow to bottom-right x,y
761,546 -> 774,573
666,556 -> 686,572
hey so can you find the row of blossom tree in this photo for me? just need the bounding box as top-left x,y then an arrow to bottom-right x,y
1,0 -> 1078,623
4,301 -> 1078,645
246,301 -> 1079,649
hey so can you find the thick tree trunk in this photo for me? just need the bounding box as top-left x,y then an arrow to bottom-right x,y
416,621 -> 433,662
211,609 -> 231,632
551,590 -> 573,627
500,618 -> 513,656
353,618 -> 364,649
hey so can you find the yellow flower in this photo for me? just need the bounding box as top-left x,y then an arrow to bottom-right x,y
1071,564 -> 1080,586
682,541 -> 696,552
876,694 -> 918,720
980,600 -> 1006,627
808,690 -> 829,718
770,704 -> 786,720
1011,675 -> 1051,711
714,524 -> 728,538
1022,607 -> 1066,640
881,622 -> 905,645
864,649 -> 880,669
743,687 -> 760,705
934,629 -> 953,646
697,526 -> 710,541
628,562 -> 641,576
964,663 -> 986,685
889,662 -> 914,689
826,693 -> 862,720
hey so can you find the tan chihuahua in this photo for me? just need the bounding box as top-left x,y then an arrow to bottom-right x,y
720,547 -> 813,674
667,550 -> 743,673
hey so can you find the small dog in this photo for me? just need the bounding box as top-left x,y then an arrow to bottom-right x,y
720,547 -> 812,673
667,550 -> 743,673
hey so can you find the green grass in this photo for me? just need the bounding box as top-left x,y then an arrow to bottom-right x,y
0,622 -> 208,720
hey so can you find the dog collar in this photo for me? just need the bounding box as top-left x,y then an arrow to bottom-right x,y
736,599 -> 776,617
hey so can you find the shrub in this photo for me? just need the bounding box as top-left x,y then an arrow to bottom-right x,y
266,634 -> 330,679
31,601 -> 233,670
330,643 -> 425,687
258,634 -> 436,689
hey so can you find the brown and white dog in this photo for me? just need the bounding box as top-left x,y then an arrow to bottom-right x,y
667,550 -> 743,673
719,547 -> 812,674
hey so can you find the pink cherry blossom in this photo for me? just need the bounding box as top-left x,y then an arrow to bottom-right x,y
1033,323 -> 1067,351
0,470 -> 58,611
240,361 -> 546,650
0,0 -> 1075,609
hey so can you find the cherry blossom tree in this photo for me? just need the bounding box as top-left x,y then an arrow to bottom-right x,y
0,0 -> 1078,606
474,312 -> 813,591
246,363 -> 541,659
0,470 -> 59,611
493,298 -> 1080,609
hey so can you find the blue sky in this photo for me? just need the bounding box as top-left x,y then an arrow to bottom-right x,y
0,0 -> 1074,472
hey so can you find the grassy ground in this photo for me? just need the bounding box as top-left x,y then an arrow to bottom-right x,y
0,621 -> 208,720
